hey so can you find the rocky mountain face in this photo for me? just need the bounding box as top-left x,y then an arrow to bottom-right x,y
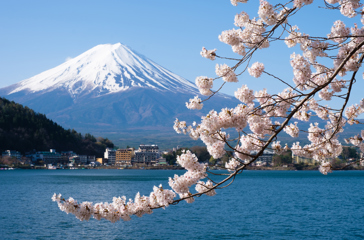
0,43 -> 239,147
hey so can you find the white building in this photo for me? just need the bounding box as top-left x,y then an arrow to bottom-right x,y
104,148 -> 116,165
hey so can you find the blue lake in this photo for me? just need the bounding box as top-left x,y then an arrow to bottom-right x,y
1,169 -> 364,239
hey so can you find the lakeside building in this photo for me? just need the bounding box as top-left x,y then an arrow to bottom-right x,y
251,150 -> 274,166
104,148 -> 116,165
79,155 -> 88,164
60,151 -> 77,165
116,149 -> 133,166
88,155 -> 96,163
154,157 -> 169,166
2,150 -> 22,160
38,149 -> 62,165
25,151 -> 42,162
292,154 -> 316,166
68,155 -> 96,166
69,156 -> 80,165
61,151 -> 76,156
25,149 -> 62,165
133,145 -> 160,166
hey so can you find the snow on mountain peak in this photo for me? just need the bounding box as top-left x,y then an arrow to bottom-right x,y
8,43 -> 198,97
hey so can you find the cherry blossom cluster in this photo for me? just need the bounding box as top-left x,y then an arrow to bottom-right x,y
222,1 -> 274,55
168,150 -> 208,202
339,0 -> 361,18
293,0 -> 314,9
292,100 -> 311,122
254,88 -> 274,115
345,103 -> 364,124
235,134 -> 265,161
195,76 -> 214,96
184,0 -> 364,192
215,64 -> 238,82
334,44 -> 361,76
285,26 -> 301,48
248,62 -> 265,78
53,150 -> 216,222
230,0 -> 248,6
289,120 -> 343,163
290,53 -> 312,90
308,98 -> 330,120
275,88 -> 298,117
173,118 -> 188,134
234,85 -> 255,104
258,0 -> 278,25
271,141 -> 288,155
176,104 -> 271,160
52,184 -> 176,222
182,0 -> 364,177
284,122 -> 300,138
319,161 -> 333,175
345,130 -> 364,152
177,96 -> 280,159
225,157 -> 241,171
328,20 -> 350,43
195,180 -> 216,196
285,26 -> 329,64
186,96 -> 203,110
200,47 -> 216,61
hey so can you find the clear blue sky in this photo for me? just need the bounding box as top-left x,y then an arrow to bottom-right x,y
0,0 -> 363,109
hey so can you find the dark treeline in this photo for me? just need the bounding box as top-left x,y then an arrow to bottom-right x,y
0,97 -> 114,157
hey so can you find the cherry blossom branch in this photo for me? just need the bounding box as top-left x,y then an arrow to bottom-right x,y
53,0 -> 364,223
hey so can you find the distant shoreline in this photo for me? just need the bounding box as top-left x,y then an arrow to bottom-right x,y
2,165 -> 364,171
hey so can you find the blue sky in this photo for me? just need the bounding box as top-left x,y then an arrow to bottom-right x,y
0,0 -> 363,110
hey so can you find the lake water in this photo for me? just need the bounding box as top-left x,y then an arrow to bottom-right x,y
1,169 -> 364,239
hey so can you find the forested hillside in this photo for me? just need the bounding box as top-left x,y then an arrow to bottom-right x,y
0,97 -> 114,157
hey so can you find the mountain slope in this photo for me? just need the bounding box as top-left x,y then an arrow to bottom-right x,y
0,97 -> 114,156
0,43 -> 240,146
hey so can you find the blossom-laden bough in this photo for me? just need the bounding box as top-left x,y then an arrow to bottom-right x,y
53,0 -> 364,222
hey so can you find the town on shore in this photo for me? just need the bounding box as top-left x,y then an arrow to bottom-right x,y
1,144 -> 364,171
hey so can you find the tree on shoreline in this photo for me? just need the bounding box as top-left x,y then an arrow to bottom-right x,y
273,150 -> 292,166
53,0 -> 364,222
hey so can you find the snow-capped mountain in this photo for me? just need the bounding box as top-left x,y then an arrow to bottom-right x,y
6,43 -> 198,98
0,43 -> 239,141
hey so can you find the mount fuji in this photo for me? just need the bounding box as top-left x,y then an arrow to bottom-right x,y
5,43 -> 198,98
0,43 -> 239,146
